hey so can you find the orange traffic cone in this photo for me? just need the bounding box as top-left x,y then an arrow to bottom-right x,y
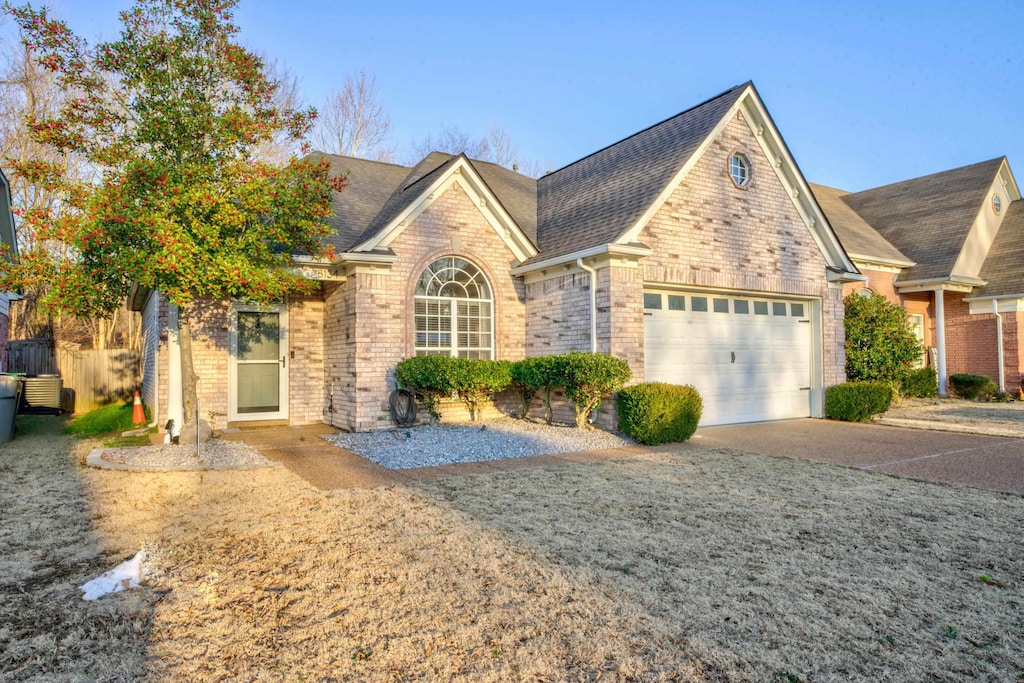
132,390 -> 145,425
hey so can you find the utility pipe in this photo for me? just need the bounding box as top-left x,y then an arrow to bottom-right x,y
992,299 -> 1005,392
576,258 -> 597,352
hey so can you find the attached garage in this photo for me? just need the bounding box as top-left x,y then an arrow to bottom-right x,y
643,289 -> 818,426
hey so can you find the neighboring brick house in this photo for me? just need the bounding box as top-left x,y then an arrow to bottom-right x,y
132,82 -> 863,434
0,169 -> 16,372
812,158 -> 1023,396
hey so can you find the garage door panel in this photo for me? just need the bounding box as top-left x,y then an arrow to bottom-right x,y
644,290 -> 812,426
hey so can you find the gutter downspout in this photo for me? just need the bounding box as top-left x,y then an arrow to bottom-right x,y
935,288 -> 948,397
577,258 -> 597,352
993,299 -> 1005,392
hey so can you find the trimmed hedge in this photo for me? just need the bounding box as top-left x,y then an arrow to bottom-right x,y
825,381 -> 894,422
394,355 -> 456,421
901,366 -> 938,398
396,351 -> 631,427
510,355 -> 565,423
617,383 -> 702,445
949,373 -> 997,400
449,359 -> 512,420
561,351 -> 632,428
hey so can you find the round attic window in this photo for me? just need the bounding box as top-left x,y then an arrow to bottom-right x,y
729,154 -> 751,188
993,195 -> 1002,214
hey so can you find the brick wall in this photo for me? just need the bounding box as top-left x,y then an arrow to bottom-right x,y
327,181 -> 527,432
944,292 -> 1023,390
288,291 -> 325,424
524,272 -> 591,356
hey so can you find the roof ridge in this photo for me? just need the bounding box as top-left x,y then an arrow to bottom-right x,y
848,156 -> 1005,197
541,82 -> 750,179
310,150 -> 412,170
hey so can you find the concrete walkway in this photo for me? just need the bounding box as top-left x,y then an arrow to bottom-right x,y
221,424 -> 639,490
223,419 -> 1024,496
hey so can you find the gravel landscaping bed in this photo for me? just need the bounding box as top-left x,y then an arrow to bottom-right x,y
323,417 -> 636,469
91,439 -> 275,471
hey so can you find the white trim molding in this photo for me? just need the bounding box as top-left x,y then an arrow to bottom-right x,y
351,155 -> 538,263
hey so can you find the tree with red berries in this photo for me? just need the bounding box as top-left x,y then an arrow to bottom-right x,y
2,0 -> 344,444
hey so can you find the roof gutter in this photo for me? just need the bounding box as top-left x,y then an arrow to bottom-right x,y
510,243 -> 652,275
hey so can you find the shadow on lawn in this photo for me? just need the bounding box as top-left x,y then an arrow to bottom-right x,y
0,416 -> 155,681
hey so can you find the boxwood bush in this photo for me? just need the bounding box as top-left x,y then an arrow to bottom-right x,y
448,358 -> 512,420
561,351 -> 632,428
510,355 -> 565,423
825,381 -> 894,422
617,382 -> 702,445
949,373 -> 997,400
394,355 -> 456,421
901,366 -> 938,398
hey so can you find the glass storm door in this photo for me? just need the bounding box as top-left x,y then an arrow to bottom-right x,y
230,304 -> 288,421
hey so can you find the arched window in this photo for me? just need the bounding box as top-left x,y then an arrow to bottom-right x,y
414,256 -> 493,359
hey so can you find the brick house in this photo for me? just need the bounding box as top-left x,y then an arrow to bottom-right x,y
132,82 -> 864,434
0,169 -> 16,372
812,158 -> 1023,395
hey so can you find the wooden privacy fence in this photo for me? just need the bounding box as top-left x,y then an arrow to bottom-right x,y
8,340 -> 141,414
58,348 -> 140,413
7,339 -> 57,375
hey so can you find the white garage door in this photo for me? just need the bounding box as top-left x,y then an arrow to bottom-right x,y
643,290 -> 812,426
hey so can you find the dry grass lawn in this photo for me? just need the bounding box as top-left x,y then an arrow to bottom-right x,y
1,418 -> 1022,682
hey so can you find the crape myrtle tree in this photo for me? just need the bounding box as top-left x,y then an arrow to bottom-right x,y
0,0 -> 345,444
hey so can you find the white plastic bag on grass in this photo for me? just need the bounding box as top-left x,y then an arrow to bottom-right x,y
80,550 -> 144,601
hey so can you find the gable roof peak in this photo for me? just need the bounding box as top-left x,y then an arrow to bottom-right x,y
543,81 -> 752,180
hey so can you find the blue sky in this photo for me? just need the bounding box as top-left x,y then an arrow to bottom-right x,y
26,0 -> 1024,191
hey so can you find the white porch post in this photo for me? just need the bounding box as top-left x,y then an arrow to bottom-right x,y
992,298 -> 1005,392
934,288 -> 948,397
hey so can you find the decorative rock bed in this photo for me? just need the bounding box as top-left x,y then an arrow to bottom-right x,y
323,417 -> 636,469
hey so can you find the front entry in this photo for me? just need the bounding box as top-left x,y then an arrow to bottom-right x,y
229,303 -> 288,421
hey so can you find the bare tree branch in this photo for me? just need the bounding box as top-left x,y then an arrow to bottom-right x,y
313,70 -> 394,161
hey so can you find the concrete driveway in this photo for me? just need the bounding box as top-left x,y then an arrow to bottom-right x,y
690,419 -> 1024,495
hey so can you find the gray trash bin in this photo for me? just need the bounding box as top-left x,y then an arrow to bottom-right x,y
0,376 -> 20,443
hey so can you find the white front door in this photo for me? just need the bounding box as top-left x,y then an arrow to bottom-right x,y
229,303 -> 288,421
644,290 -> 813,426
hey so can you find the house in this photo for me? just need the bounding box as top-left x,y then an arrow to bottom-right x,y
0,169 -> 17,372
132,81 -> 863,434
812,157 -> 1023,395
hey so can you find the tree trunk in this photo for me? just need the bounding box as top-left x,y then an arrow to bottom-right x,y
176,303 -> 212,448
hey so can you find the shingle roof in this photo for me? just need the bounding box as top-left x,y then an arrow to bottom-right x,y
318,151 -> 539,251
530,83 -> 749,263
348,153 -> 458,248
809,183 -> 912,265
974,199 -> 1024,297
311,152 -> 410,251
841,158 -> 1004,282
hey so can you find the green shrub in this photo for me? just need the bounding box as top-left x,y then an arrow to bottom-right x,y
949,373 -> 997,400
510,355 -> 565,423
825,381 -> 894,422
394,355 -> 456,421
561,351 -> 631,428
844,292 -> 923,384
617,383 -> 702,445
901,366 -> 938,398
448,359 -> 512,421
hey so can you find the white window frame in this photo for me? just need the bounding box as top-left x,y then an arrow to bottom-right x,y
413,256 -> 494,359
